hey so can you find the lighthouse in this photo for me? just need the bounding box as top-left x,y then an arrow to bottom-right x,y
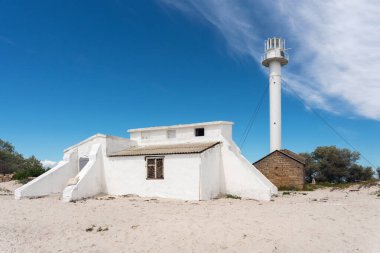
261,38 -> 288,152
254,39 -> 306,190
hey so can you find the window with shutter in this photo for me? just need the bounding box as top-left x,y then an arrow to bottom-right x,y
156,158 -> 163,179
146,157 -> 164,180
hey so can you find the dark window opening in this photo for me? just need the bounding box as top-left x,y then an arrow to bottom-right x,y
146,157 -> 164,180
79,157 -> 89,171
195,128 -> 205,137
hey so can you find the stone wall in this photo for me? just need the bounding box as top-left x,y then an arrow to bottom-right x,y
0,174 -> 13,182
254,151 -> 305,190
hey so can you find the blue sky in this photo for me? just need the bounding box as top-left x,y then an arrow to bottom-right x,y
0,1 -> 379,167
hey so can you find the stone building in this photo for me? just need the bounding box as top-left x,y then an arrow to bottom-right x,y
253,149 -> 306,190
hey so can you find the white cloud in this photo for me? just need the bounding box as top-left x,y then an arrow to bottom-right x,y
41,160 -> 57,169
161,0 -> 380,120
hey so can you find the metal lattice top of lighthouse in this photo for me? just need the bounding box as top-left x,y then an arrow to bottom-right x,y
261,37 -> 289,67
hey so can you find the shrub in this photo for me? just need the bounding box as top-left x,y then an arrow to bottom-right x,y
302,184 -> 315,191
13,167 -> 45,181
278,186 -> 299,191
226,194 -> 241,200
0,139 -> 46,179
301,146 -> 375,183
346,164 -> 374,182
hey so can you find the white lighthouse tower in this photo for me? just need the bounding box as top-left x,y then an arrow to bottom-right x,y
261,37 -> 288,153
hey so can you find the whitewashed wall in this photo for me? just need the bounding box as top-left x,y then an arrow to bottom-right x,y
199,145 -> 221,200
219,137 -> 277,201
63,144 -> 104,202
130,123 -> 232,145
106,136 -> 137,156
65,134 -> 107,158
105,154 -> 201,200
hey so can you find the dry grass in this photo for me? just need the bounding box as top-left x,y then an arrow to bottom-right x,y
303,179 -> 380,192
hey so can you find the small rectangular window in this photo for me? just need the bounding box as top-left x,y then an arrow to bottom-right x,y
167,130 -> 176,139
195,128 -> 204,137
142,132 -> 149,140
146,157 -> 164,180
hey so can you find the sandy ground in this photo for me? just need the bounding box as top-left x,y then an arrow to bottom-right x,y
1,181 -> 379,253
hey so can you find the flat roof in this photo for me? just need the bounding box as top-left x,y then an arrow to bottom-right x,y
64,133 -> 107,153
108,142 -> 220,157
128,121 -> 233,133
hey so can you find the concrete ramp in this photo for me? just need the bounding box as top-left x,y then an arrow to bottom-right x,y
15,134 -> 130,201
220,137 -> 278,201
63,144 -> 104,202
15,150 -> 78,199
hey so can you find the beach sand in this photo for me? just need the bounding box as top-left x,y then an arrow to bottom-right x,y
1,181 -> 379,253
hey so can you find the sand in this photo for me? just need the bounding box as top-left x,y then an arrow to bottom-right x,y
1,181 -> 379,253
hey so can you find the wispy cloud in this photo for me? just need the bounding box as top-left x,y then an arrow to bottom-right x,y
161,1 -> 263,59
160,0 -> 380,121
41,160 -> 57,169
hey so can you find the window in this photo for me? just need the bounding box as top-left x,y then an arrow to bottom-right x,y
146,157 -> 164,179
167,130 -> 176,139
195,128 -> 204,137
142,132 -> 149,140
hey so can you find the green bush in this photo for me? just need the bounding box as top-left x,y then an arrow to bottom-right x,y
0,139 -> 46,182
226,194 -> 241,200
0,139 -> 25,174
13,167 -> 45,181
278,186 -> 299,191
300,146 -> 374,183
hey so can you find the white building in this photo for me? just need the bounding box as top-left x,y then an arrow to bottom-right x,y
15,121 -> 277,201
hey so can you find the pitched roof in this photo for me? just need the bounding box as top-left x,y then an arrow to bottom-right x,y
279,149 -> 306,164
108,142 -> 220,157
253,149 -> 306,165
